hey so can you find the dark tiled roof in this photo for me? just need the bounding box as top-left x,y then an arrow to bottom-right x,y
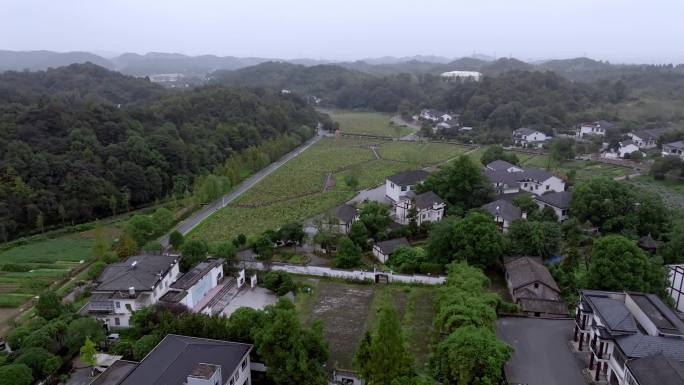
414,191 -> 444,210
629,293 -> 684,335
586,295 -> 639,333
481,199 -> 522,222
632,127 -> 670,140
518,298 -> 568,315
616,334 -> 684,361
513,127 -> 539,137
159,289 -> 187,303
171,258 -> 223,290
664,140 -> 684,150
386,170 -> 429,186
534,191 -> 572,209
518,168 -> 555,182
374,238 -> 410,255
95,254 -> 178,292
482,169 -> 520,186
118,335 -> 251,385
486,160 -> 518,172
90,360 -> 138,385
504,256 -> 560,293
335,204 -> 358,224
626,354 -> 684,385
638,234 -> 658,250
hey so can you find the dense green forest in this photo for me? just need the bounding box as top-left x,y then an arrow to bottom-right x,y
0,64 -> 323,241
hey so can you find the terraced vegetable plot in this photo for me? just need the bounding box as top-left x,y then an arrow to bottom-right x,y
327,110 -> 415,137
0,238 -> 94,307
192,136 -> 472,242
376,141 -> 471,164
627,175 -> 684,212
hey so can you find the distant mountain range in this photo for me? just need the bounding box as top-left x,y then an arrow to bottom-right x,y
1,50 -> 681,83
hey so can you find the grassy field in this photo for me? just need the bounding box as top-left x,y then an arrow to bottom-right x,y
191,137 -> 470,242
325,110 -> 415,137
295,278 -> 437,372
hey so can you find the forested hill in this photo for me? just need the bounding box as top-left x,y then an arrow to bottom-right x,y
0,64 -> 322,240
0,62 -> 166,105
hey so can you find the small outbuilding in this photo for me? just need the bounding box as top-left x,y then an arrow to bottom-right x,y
504,256 -> 567,317
372,237 -> 410,264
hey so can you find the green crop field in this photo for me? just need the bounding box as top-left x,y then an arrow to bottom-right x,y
376,141 -> 471,165
0,237 -> 95,308
192,137 -> 471,242
326,110 -> 415,137
627,175 -> 684,212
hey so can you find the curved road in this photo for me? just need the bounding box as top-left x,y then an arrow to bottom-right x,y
160,132 -> 323,246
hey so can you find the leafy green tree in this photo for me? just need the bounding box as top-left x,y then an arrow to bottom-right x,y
125,214 -> 156,247
86,261 -> 107,281
65,317 -> 106,354
426,217 -> 459,266
480,145 -> 519,165
431,326 -> 512,385
0,364 -> 33,385
507,220 -> 561,258
263,271 -> 296,296
255,299 -> 328,385
214,242 -> 237,266
335,236 -> 362,268
660,220 -> 684,264
227,307 -> 266,343
35,292 -> 63,320
548,137 -> 576,165
571,178 -> 668,236
115,233 -> 139,258
252,234 -> 274,261
15,347 -> 62,378
80,337 -> 97,366
232,234 -> 247,248
451,211 -> 505,268
512,194 -> 538,217
349,221 -> 369,250
180,239 -> 209,270
420,156 -> 492,215
278,222 -> 306,248
388,246 -> 426,274
359,202 -> 392,240
354,304 -> 412,385
151,207 -> 174,234
133,334 -> 162,361
169,230 -> 184,250
587,235 -> 667,294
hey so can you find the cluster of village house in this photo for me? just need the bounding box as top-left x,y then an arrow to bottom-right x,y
417,112 -> 684,161
83,140 -> 684,385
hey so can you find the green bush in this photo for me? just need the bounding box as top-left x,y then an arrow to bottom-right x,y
0,264 -> 32,272
262,271 -> 296,296
86,262 -> 107,281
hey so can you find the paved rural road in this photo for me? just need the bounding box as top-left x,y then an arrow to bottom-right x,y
160,132 -> 323,246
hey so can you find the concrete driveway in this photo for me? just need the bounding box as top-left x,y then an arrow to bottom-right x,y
497,317 -> 587,385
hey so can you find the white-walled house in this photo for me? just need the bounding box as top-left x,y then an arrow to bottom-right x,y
662,140 -> 684,160
603,141 -> 641,159
159,258 -> 225,314
534,191 -> 572,221
668,264 -> 684,313
372,237 -> 410,264
395,191 -> 445,225
89,335 -> 253,385
86,254 -> 181,329
512,128 -> 549,148
573,290 -> 684,384
577,120 -> 613,139
440,70 -> 482,81
385,170 -> 430,203
332,204 -> 359,234
628,128 -> 671,149
517,169 -> 566,195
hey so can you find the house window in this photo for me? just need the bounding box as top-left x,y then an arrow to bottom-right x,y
115,302 -> 121,308
422,213 -> 427,219
235,372 -> 239,382
114,317 -> 120,326
545,185 -> 550,190
523,183 -> 528,188
534,283 -> 539,289
230,378 -> 235,385
390,183 -> 395,188
241,359 -> 247,371
401,186 -> 407,192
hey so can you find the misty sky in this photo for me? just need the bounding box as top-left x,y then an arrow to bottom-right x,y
4,0 -> 684,63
